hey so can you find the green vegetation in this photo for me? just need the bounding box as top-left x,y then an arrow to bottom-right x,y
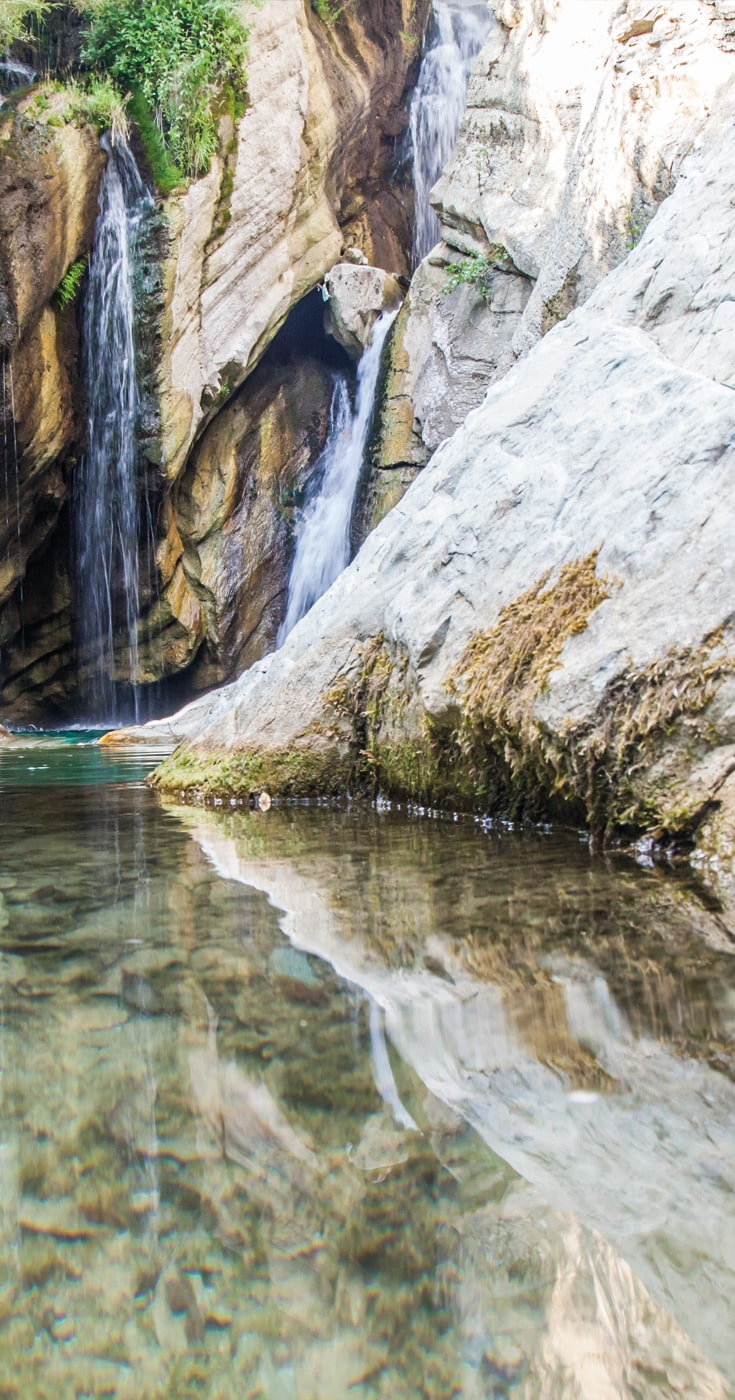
624,204 -> 649,250
149,741 -> 353,800
0,0 -> 53,51
126,88 -> 182,194
310,0 -> 346,25
1,0 -> 249,183
66,75 -> 130,139
443,246 -> 510,304
78,0 -> 249,177
53,254 -> 87,308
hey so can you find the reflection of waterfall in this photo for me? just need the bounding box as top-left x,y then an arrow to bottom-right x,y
410,0 -> 492,266
369,1000 -> 418,1131
74,137 -> 153,723
277,308 -> 398,643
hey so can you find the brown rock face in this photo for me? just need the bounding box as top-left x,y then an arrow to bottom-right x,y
0,95 -> 105,720
0,0 -> 428,720
159,0 -> 428,483
160,325 -> 345,693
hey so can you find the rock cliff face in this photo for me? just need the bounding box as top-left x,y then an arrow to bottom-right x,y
147,112 -> 735,874
373,0 -> 735,491
158,0 -> 428,484
148,0 -> 429,698
0,90 -> 105,718
0,0 -> 428,717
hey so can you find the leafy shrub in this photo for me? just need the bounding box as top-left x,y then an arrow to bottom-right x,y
0,0 -> 53,52
53,255 -> 87,308
126,87 -> 182,194
79,0 -> 249,178
67,75 -> 130,140
443,246 -> 510,305
311,0 -> 352,25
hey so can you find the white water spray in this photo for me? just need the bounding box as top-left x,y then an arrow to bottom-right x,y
410,0 -> 492,266
74,137 -> 153,722
278,308 -> 398,643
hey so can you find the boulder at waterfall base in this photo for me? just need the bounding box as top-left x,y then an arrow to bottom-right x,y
148,121 -> 735,877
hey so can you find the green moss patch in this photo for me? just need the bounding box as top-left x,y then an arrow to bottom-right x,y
149,740 -> 353,800
150,578 -> 735,848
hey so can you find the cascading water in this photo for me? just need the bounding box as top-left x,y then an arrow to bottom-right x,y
74,136 -> 153,723
409,0 -> 493,266
277,309 -> 399,644
0,61 -> 35,100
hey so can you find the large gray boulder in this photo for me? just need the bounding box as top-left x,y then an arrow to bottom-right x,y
323,264 -> 403,359
142,117 -> 735,876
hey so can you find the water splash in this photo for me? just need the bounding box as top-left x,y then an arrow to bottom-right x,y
74,137 -> 153,723
277,308 -> 399,643
410,0 -> 493,266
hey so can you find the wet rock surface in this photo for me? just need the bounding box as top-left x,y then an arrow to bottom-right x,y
0,94 -> 105,719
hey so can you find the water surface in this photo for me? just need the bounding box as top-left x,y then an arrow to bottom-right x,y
0,735 -> 733,1398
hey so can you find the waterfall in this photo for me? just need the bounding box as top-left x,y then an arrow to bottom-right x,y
0,61 -> 35,99
409,0 -> 493,266
277,308 -> 398,644
74,137 -> 153,723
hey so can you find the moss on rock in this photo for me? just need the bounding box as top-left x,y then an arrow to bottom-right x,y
149,739 -> 353,800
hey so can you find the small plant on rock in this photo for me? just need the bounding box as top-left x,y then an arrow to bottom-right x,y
53,255 -> 88,309
443,246 -> 510,305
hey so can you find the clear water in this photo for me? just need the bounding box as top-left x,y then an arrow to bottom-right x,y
0,735 -> 734,1397
410,0 -> 493,267
278,310 -> 399,645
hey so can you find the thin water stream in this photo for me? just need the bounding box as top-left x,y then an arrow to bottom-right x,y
410,0 -> 493,266
74,138 -> 153,725
278,309 -> 399,644
0,735 -> 733,1397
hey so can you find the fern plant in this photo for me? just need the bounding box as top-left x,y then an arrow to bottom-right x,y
0,0 -> 54,52
53,255 -> 88,309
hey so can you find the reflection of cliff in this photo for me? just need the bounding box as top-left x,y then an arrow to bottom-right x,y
164,801 -> 735,1382
1,786 -> 733,1394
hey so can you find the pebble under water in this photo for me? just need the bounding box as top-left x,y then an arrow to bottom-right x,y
0,735 -> 734,1398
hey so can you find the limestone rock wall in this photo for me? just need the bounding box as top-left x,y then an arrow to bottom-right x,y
0,91 -> 105,718
156,348 -> 340,693
159,0 -> 428,484
0,0 -> 428,718
146,118 -> 735,875
373,0 -> 735,500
